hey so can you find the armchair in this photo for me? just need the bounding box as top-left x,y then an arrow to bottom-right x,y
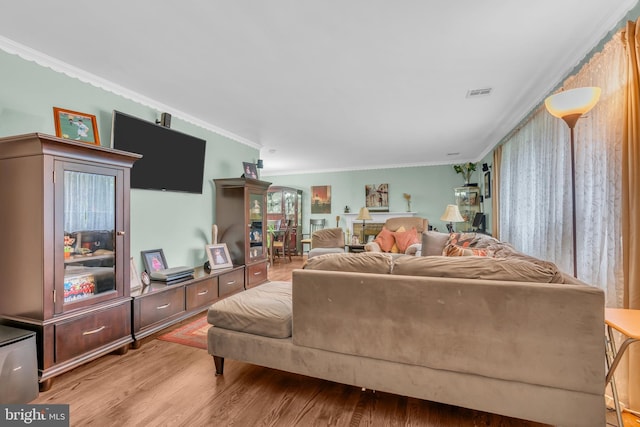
364,217 -> 428,254
307,228 -> 345,259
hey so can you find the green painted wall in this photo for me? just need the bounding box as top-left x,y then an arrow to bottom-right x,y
0,48 -> 492,274
265,163 -> 491,236
0,49 -> 258,272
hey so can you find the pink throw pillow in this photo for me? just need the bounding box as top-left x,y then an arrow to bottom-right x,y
394,227 -> 420,253
373,227 -> 395,252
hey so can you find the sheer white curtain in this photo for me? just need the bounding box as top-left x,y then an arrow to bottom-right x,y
64,171 -> 115,232
499,34 -> 625,306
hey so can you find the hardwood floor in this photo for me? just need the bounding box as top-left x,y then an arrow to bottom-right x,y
32,256 -> 629,426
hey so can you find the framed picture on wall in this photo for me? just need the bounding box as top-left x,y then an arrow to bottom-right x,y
53,107 -> 100,145
311,185 -> 331,214
484,171 -> 491,199
365,183 -> 389,212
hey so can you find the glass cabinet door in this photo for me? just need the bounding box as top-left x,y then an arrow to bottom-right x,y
454,186 -> 481,232
248,192 -> 265,261
284,190 -> 295,218
267,191 -> 282,214
55,162 -> 124,313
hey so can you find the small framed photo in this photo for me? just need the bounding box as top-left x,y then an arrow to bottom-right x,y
53,107 -> 100,145
206,243 -> 233,270
129,257 -> 143,292
141,249 -> 168,273
242,162 -> 258,179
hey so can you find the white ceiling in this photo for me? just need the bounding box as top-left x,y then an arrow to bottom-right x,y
0,1 -> 636,176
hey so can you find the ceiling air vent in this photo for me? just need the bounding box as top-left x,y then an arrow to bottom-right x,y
466,88 -> 492,98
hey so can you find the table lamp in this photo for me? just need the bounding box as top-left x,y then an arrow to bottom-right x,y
356,207 -> 372,243
440,204 -> 464,232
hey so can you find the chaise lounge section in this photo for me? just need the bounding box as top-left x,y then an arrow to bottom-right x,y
207,246 -> 605,426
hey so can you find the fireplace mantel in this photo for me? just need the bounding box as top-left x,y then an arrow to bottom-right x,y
343,211 -> 416,234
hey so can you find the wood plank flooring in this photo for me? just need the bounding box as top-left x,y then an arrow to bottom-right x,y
32,256 -> 629,426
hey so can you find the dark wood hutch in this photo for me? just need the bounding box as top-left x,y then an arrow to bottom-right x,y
0,133 -> 140,391
266,186 -> 303,255
214,177 -> 271,288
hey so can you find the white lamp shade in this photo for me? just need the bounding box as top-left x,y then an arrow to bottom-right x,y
544,87 -> 601,119
440,204 -> 464,222
356,207 -> 372,221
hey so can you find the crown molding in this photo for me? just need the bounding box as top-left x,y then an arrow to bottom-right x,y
0,35 -> 260,149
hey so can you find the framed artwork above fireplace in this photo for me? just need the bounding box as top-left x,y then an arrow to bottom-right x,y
365,183 -> 389,212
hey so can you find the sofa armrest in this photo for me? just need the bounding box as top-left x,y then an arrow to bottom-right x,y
364,241 -> 381,252
405,243 -> 421,256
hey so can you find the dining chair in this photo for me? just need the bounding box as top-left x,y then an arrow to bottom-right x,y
270,226 -> 291,263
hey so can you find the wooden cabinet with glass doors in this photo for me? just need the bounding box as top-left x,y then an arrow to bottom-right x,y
267,186 -> 303,255
454,186 -> 481,232
0,133 -> 140,391
214,177 -> 271,288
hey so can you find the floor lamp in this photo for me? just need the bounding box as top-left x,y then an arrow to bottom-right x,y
544,87 -> 600,277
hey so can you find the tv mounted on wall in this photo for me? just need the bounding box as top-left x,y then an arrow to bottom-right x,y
111,110 -> 206,194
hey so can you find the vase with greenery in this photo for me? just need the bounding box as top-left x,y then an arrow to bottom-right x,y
453,163 -> 477,185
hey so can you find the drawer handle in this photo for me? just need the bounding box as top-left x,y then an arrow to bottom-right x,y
157,303 -> 171,310
225,280 -> 236,285
83,326 -> 106,336
197,289 -> 209,296
253,271 -> 262,276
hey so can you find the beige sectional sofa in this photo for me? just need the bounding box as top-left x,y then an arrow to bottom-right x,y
207,237 -> 605,427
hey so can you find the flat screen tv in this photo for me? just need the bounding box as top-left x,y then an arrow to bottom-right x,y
111,110 -> 206,194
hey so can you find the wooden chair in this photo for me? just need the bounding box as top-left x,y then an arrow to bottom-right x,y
270,226 -> 292,264
301,218 -> 326,254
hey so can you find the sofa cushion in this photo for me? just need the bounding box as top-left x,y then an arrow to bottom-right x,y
421,231 -> 452,256
304,252 -> 393,274
373,227 -> 395,252
394,227 -> 420,253
391,255 -> 565,283
207,281 -> 292,338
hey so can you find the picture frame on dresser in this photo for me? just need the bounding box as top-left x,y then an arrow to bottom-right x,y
206,243 -> 233,270
52,107 -> 100,145
141,249 -> 168,273
130,257 -> 143,292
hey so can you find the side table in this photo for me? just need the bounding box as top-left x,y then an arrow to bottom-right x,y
605,308 -> 640,427
347,244 -> 365,253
